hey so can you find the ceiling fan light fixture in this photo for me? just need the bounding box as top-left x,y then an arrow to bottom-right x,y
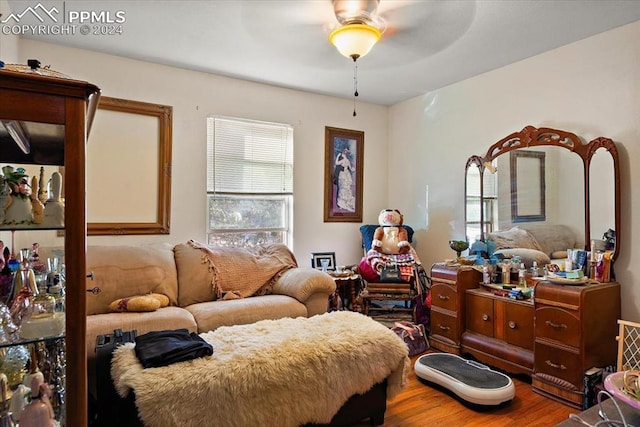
329,23 -> 381,60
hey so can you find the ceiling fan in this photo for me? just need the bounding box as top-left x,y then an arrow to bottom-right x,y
324,0 -> 475,59
328,0 -> 384,60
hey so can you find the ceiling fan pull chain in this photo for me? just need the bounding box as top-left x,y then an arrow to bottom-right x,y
353,58 -> 359,117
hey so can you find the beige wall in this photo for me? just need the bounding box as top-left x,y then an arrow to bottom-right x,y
5,19 -> 639,321
4,38 -> 391,269
390,21 -> 640,322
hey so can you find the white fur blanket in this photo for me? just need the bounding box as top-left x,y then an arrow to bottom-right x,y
112,311 -> 410,427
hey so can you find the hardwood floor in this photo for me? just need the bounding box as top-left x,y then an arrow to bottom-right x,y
358,354 -> 577,426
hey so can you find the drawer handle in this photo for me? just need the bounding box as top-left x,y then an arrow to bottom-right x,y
86,286 -> 102,295
508,321 -> 516,329
438,324 -> 450,331
438,294 -> 450,300
545,320 -> 567,330
482,314 -> 489,321
545,360 -> 567,370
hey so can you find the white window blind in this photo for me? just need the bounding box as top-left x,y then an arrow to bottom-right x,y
207,116 -> 293,194
466,164 -> 497,198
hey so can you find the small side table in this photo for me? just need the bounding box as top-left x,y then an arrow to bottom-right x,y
328,272 -> 363,312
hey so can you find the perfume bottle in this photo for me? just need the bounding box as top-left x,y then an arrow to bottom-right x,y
518,263 -> 527,287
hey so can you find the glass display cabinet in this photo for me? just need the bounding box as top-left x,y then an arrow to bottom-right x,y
0,63 -> 100,426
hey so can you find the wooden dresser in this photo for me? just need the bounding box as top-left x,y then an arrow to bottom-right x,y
532,281 -> 620,408
429,263 -> 480,354
432,263 -> 621,409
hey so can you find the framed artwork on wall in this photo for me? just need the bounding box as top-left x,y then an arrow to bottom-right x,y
324,126 -> 364,222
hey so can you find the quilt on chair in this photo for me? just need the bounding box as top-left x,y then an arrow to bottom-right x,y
111,311 -> 410,427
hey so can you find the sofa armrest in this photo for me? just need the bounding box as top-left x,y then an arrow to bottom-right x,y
272,268 -> 336,304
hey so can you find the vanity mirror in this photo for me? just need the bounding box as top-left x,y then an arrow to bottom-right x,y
465,125 -> 620,265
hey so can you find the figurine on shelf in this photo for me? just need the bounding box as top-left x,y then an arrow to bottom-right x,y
0,175 -> 8,224
37,167 -> 47,205
0,373 -> 14,427
0,302 -> 19,344
23,345 -> 44,389
41,172 -> 64,228
2,166 -> 34,226
10,383 -> 29,423
19,377 -> 55,427
30,176 -> 44,225
0,246 -> 13,306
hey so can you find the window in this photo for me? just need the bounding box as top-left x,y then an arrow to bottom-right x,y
466,163 -> 498,241
207,116 -> 293,248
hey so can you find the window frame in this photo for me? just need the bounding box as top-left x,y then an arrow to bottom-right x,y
206,116 -> 293,248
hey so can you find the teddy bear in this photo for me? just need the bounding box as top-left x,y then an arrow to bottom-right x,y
371,209 -> 411,254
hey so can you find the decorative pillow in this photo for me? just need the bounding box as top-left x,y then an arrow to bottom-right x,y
108,295 -> 163,312
550,250 -> 568,261
488,227 -> 543,251
523,224 -> 577,257
148,293 -> 170,307
493,248 -> 551,269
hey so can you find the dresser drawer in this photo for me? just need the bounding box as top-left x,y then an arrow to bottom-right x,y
431,311 -> 459,343
430,264 -> 461,281
466,293 -> 494,337
431,282 -> 457,311
535,341 -> 582,389
535,305 -> 580,348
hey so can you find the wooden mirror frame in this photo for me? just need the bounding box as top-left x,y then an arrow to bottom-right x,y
466,125 -> 620,263
87,96 -> 172,235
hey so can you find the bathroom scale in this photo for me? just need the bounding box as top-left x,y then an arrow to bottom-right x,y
414,353 -> 515,406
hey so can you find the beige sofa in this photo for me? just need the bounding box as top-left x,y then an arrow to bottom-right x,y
487,224 -> 579,267
85,242 -> 336,389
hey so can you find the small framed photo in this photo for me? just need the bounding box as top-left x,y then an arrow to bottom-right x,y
311,252 -> 336,271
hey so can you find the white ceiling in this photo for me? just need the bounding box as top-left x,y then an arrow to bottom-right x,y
5,0 -> 640,105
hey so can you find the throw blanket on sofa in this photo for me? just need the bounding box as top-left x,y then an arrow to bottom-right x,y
112,311 -> 410,427
187,240 -> 297,299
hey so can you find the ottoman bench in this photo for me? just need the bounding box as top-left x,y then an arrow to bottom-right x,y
111,311 -> 410,427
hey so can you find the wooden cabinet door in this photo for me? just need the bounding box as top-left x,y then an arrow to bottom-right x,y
500,300 -> 534,350
466,293 -> 494,337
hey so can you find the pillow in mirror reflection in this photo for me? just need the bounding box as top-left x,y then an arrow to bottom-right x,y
20,312 -> 65,340
492,248 -> 550,269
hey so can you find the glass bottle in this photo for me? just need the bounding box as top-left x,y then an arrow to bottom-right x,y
501,260 -> 511,284
530,261 -> 540,278
518,262 -> 527,287
482,259 -> 490,284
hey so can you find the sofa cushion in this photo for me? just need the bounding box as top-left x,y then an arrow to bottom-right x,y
174,242 -> 297,306
521,224 -> 578,257
185,295 -> 307,333
86,243 -> 178,315
493,248 -> 551,269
